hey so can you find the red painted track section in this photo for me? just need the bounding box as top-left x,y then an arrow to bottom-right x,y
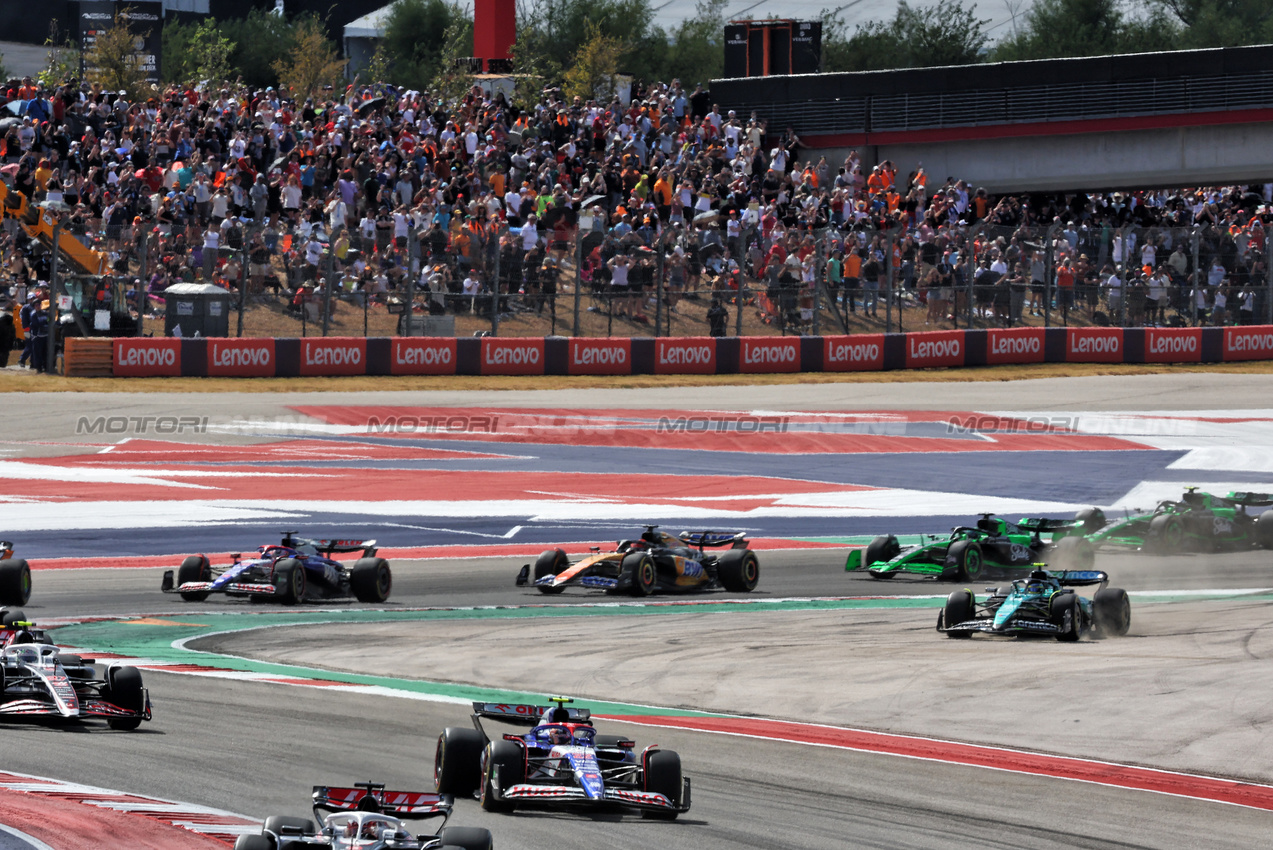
0,786 -> 236,849
614,715 -> 1273,811
31,538 -> 849,570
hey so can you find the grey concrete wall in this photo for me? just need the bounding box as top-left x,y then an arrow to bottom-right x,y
812,120 -> 1273,193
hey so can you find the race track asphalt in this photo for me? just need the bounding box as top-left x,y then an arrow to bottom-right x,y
6,374 -> 1273,849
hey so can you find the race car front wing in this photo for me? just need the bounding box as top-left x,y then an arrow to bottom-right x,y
493,776 -> 691,813
940,618 -> 1063,636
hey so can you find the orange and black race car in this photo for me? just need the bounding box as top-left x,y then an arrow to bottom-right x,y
515,526 -> 760,596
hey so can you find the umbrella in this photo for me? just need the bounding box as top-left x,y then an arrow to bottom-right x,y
582,194 -> 606,209
2,101 -> 20,117
693,210 -> 721,225
356,97 -> 386,118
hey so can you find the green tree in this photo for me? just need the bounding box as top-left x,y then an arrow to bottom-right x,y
993,0 -> 1177,59
37,19 -> 80,89
190,19 -> 237,84
823,0 -> 989,72
272,15 -> 346,97
520,0 -> 655,78
160,17 -> 196,84
84,9 -> 150,99
562,22 -> 625,102
221,9 -> 309,88
428,17 -> 477,104
381,0 -> 468,90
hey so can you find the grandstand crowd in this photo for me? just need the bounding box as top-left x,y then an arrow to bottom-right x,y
0,72 -> 1270,335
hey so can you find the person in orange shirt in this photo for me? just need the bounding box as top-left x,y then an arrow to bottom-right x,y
867,166 -> 886,195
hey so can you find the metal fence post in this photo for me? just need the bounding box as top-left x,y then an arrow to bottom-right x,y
136,230 -> 148,337
1043,221 -> 1060,328
490,225 -> 502,337
237,227 -> 248,338
1191,226 -> 1201,324
1266,224 -> 1273,325
320,243 -> 334,337
404,226 -> 417,338
572,229 -> 583,337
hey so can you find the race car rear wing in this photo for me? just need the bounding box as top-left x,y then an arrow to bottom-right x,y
1227,492 -> 1273,507
472,701 -> 592,726
679,530 -> 749,549
312,782 -> 451,820
1050,569 -> 1109,587
281,532 -> 378,557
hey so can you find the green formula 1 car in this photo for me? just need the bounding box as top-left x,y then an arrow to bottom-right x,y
1024,488 -> 1273,554
846,514 -> 1101,581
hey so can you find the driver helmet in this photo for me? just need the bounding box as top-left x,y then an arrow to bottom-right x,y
1025,569 -> 1050,593
546,726 -> 571,745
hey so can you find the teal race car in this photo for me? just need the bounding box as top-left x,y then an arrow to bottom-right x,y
937,567 -> 1131,641
846,513 -> 1101,581
1023,488 -> 1273,554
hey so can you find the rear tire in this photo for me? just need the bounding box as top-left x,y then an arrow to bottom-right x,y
1051,536 -> 1094,571
1255,510 -> 1273,549
948,540 -> 984,581
0,559 -> 30,606
533,548 -> 568,594
716,549 -> 760,592
1093,587 -> 1131,636
623,551 -> 657,596
480,740 -> 523,813
0,608 -> 26,627
864,535 -> 900,568
176,555 -> 211,602
943,590 -> 975,638
350,557 -> 392,603
436,826 -> 494,850
1051,592 -> 1081,642
642,749 -> 683,820
1148,515 -> 1185,554
271,558 -> 306,605
435,726 -> 484,796
104,666 -> 144,730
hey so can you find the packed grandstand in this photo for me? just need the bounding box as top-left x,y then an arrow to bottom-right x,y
1,74 -> 1270,345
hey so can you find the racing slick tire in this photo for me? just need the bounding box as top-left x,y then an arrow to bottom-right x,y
1093,587 -> 1132,637
1050,592 -> 1082,642
716,548 -> 760,592
942,590 -> 975,638
350,557 -> 392,603
262,815 -> 315,843
642,749 -> 684,820
947,540 -> 985,582
103,666 -> 145,730
435,726 -> 485,796
1255,510 -> 1273,549
436,826 -> 495,850
864,535 -> 901,569
271,558 -> 307,605
1147,515 -> 1185,554
233,836 -> 272,850
533,548 -> 568,595
480,740 -> 523,813
1050,536 -> 1095,571
622,551 -> 658,597
0,607 -> 26,627
1075,508 -> 1107,534
0,559 -> 31,606
176,555 -> 212,602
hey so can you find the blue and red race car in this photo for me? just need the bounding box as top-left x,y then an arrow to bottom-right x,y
161,532 -> 392,604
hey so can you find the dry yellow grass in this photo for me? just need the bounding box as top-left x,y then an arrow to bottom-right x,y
5,360 -> 1273,394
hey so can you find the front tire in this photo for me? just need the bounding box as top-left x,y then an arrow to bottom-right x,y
0,607 -> 26,627
1093,587 -> 1131,636
864,534 -> 900,568
480,740 -> 523,813
1255,510 -> 1273,548
716,549 -> 760,592
942,589 -> 975,638
533,548 -> 568,595
1148,515 -> 1185,553
262,815 -> 314,839
271,558 -> 306,605
436,826 -> 495,850
435,726 -> 484,796
623,551 -> 657,596
1075,507 -> 1106,534
176,555 -> 210,602
104,666 -> 145,730
947,540 -> 984,581
1051,592 -> 1081,642
350,557 -> 392,602
0,559 -> 31,606
642,749 -> 683,820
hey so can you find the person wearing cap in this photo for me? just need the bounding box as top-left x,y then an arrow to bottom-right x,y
28,297 -> 49,374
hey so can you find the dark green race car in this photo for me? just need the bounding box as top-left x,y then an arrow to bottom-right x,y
1029,487 -> 1273,554
846,513 -> 1100,581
